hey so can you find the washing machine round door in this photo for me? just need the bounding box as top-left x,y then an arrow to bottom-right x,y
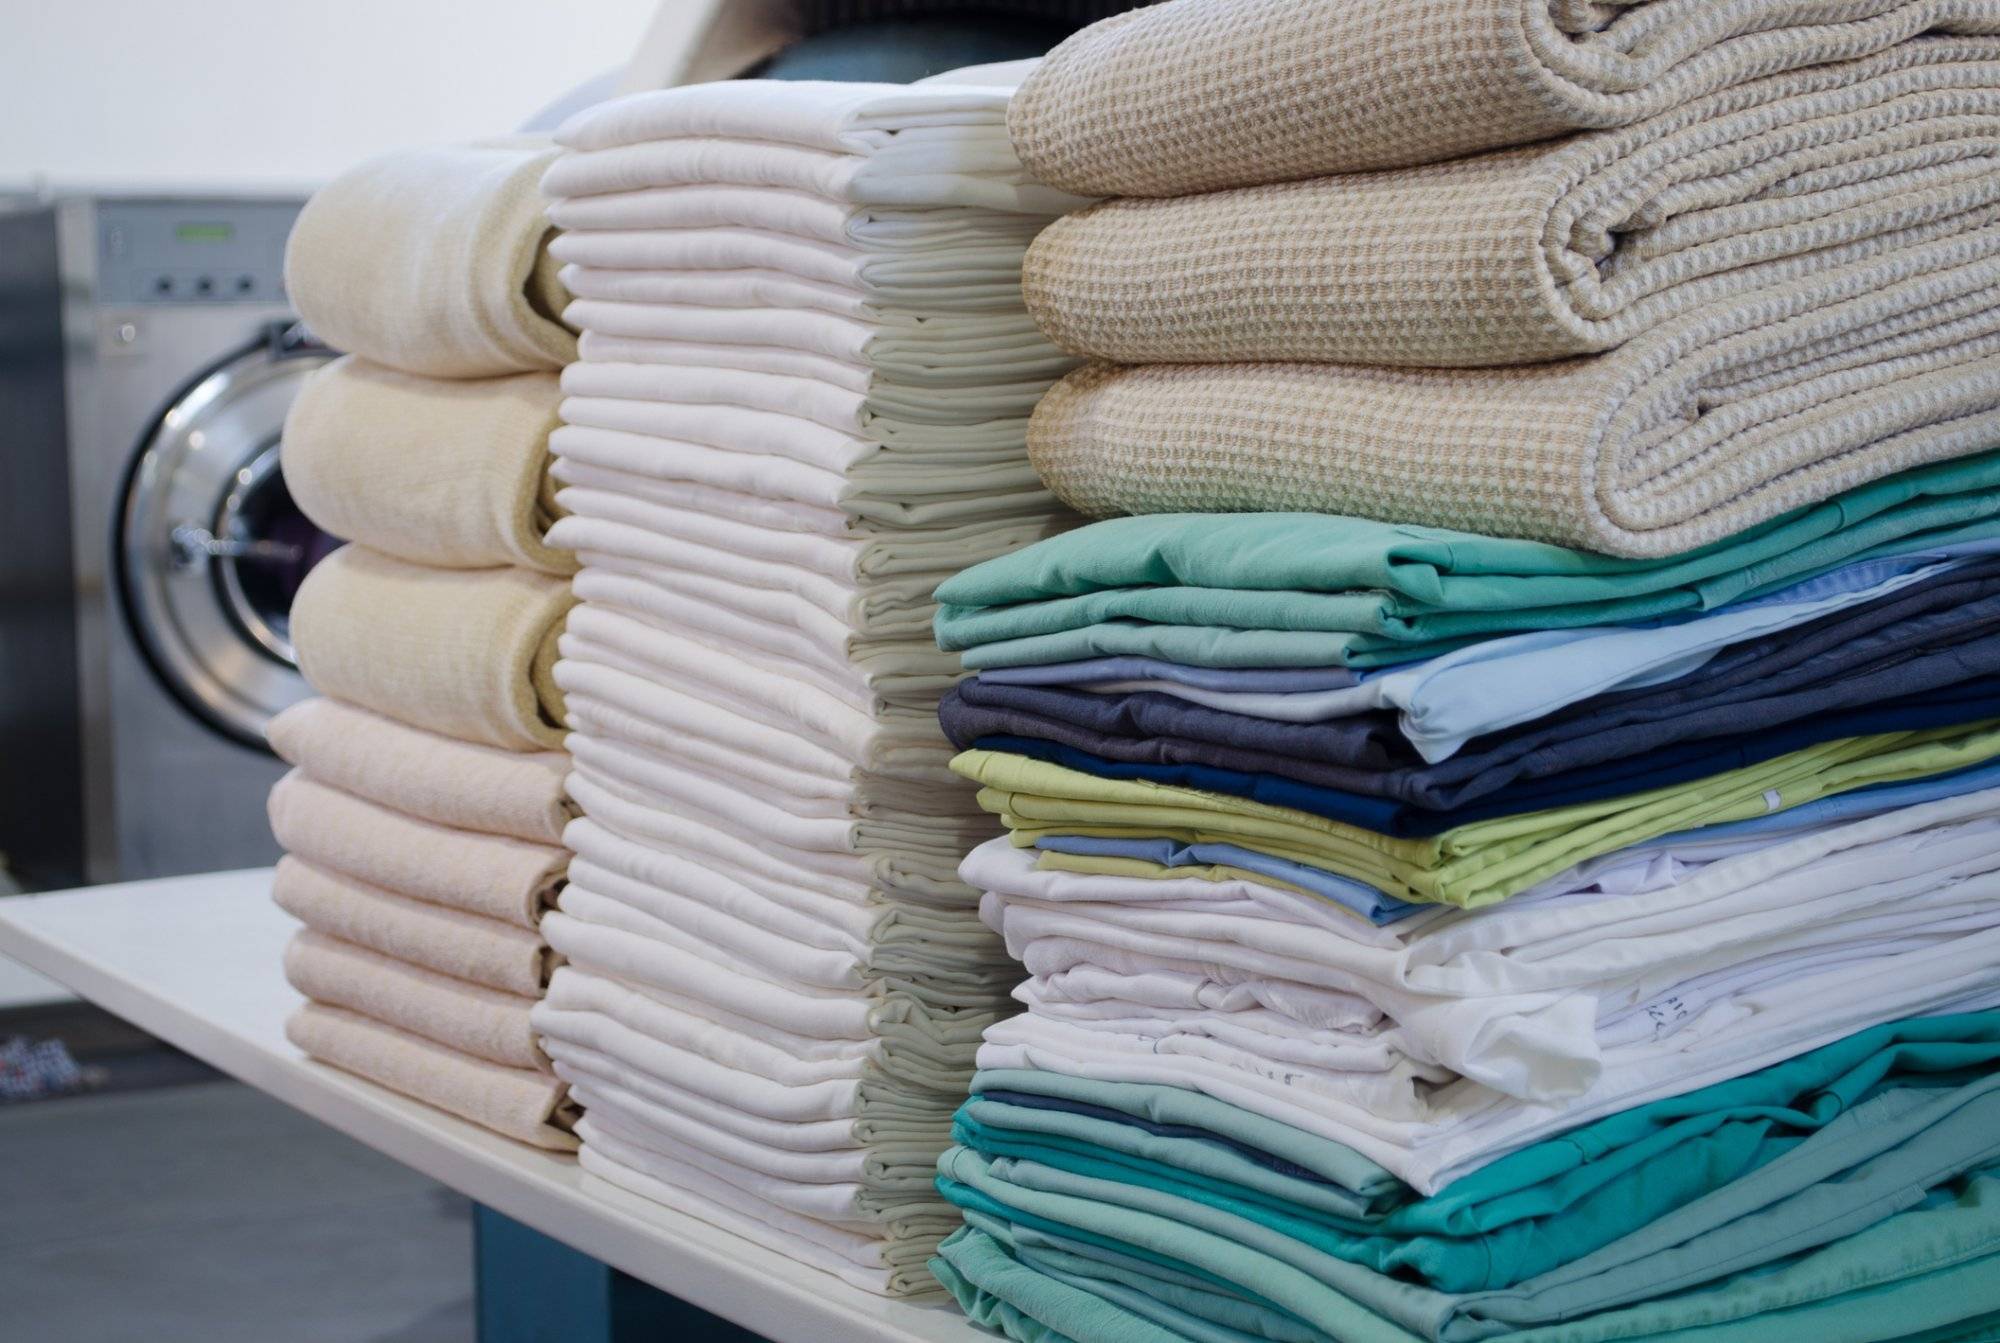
116,327 -> 341,751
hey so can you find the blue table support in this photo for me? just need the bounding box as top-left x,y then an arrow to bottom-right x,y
474,1204 -> 771,1342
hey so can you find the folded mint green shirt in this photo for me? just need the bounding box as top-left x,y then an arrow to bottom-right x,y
934,453 -> 2000,668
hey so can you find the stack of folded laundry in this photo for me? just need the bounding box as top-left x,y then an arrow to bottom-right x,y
524,71 -> 1091,1293
924,3 -> 2000,1338
270,140 -> 581,1150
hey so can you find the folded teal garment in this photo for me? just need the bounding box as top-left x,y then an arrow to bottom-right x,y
946,1017 -> 2000,1339
934,453 -> 2000,668
931,1210 -> 2000,1343
935,1152 -> 2000,1343
966,1018 -> 2000,1294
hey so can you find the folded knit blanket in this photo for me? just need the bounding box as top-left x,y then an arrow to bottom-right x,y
267,698 -> 573,846
1028,224 -> 2000,556
286,138 -> 575,378
286,1002 -> 576,1150
1026,38 -> 2000,367
1009,0 -> 2000,195
282,357 -> 571,573
291,546 -> 574,751
272,856 -> 556,997
265,771 -> 564,928
284,931 -> 545,1072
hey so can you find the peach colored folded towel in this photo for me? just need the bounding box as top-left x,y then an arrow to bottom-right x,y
266,771 -> 563,928
268,698 -> 573,846
283,356 -> 573,575
291,545 -> 574,752
287,1001 -> 577,1150
272,855 -> 555,996
284,931 -> 545,1072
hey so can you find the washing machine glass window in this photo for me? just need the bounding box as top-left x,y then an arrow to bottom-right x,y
117,331 -> 339,751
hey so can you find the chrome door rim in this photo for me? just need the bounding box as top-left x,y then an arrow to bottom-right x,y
116,338 -> 333,749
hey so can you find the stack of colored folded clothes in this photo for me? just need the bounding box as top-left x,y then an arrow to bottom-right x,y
270,140 -> 581,1150
923,2 -> 2000,1338
524,70 -> 1090,1293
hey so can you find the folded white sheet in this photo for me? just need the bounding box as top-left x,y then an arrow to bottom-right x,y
533,965 -> 985,1095
560,602 -> 941,752
547,185 -> 1044,251
545,1034 -> 950,1153
576,1132 -> 938,1296
546,79 -> 1088,218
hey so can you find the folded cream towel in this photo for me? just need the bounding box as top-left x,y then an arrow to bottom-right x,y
1030,226 -> 2000,557
266,771 -> 563,929
283,356 -> 574,573
286,137 -> 575,377
1010,0 -> 2000,194
286,1002 -> 577,1150
267,698 -> 572,846
291,546 -> 574,751
1025,39 -> 2000,368
272,855 -> 555,997
284,930 -> 545,1072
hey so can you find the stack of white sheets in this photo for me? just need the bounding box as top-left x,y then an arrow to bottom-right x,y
528,71 -> 1090,1295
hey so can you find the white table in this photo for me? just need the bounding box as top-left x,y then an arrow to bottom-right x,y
0,871 -> 989,1343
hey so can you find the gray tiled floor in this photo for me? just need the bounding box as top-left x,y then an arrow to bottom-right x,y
0,1080 -> 475,1342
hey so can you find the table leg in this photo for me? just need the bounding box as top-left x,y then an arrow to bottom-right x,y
473,1203 -> 771,1342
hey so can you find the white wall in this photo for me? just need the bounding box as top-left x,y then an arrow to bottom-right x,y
0,0 -> 664,193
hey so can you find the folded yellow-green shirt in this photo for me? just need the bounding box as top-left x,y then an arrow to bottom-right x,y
952,722 -> 2000,909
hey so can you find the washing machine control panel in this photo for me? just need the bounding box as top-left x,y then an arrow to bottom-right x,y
96,199 -> 300,305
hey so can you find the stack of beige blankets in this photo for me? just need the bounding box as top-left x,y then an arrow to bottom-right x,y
1011,2 -> 2000,557
525,71 -> 1088,1292
272,139 -> 581,1149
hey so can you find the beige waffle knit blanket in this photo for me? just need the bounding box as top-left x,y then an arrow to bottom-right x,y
1027,38 -> 2000,368
1030,227 -> 2000,558
291,546 -> 574,751
283,356 -> 573,573
1013,0 -> 2000,197
285,137 -> 575,378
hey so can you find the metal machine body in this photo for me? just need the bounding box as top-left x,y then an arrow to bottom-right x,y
0,195 -> 325,887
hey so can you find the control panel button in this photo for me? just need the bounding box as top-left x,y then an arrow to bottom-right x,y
235,275 -> 255,294
154,276 -> 173,295
194,276 -> 214,295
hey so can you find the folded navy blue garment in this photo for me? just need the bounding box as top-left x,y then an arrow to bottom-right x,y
943,565 -> 2000,820
965,675 -> 2000,836
979,657 -> 1363,693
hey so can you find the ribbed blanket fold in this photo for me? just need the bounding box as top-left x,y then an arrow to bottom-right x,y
284,931 -> 545,1072
267,698 -> 573,846
1029,225 -> 2000,557
1025,38 -> 2000,368
285,137 -> 575,378
286,1003 -> 576,1150
282,356 -> 572,573
265,771 -> 564,929
291,546 -> 574,751
1010,0 -> 2000,196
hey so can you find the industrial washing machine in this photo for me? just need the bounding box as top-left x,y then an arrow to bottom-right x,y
0,196 -> 337,888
